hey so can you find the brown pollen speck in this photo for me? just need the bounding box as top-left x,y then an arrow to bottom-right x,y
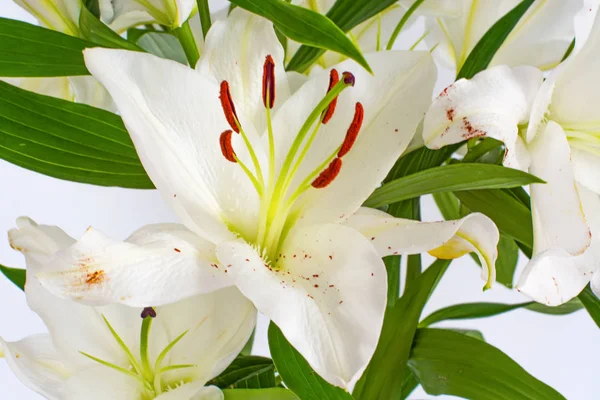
85,270 -> 105,285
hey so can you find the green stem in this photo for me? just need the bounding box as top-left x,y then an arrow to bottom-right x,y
196,0 -> 212,38
140,316 -> 154,381
175,20 -> 200,67
386,0 -> 426,50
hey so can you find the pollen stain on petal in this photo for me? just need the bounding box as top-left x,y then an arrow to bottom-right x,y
461,117 -> 486,140
85,270 -> 105,285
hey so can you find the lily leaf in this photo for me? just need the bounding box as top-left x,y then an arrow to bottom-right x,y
365,164 -> 543,208
137,32 -> 188,64
79,6 -> 143,51
353,259 -> 451,400
268,323 -> 353,400
457,0 -> 535,79
223,388 -> 299,400
0,81 -> 153,189
0,17 -> 94,77
0,265 -> 25,291
578,285 -> 600,328
208,356 -> 277,389
495,234 -> 519,288
287,0 -> 398,72
409,328 -> 566,399
229,0 -> 371,73
455,189 -> 533,253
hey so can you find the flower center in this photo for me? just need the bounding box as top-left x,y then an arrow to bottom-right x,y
80,308 -> 193,399
218,56 -> 364,264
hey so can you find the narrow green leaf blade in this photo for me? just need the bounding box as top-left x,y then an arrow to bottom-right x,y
223,388 -> 299,400
268,323 -> 353,400
578,284 -> 600,328
365,164 -> 543,208
353,259 -> 451,399
496,235 -> 519,288
455,189 -> 533,250
525,299 -> 583,315
137,32 -> 187,64
208,356 -> 277,389
0,265 -> 25,291
230,0 -> 371,72
0,18 -> 93,77
0,81 -> 153,189
409,328 -> 566,399
457,0 -> 535,79
287,0 -> 397,72
79,7 -> 143,51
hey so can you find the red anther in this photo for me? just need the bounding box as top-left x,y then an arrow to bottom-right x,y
342,71 -> 355,86
338,102 -> 364,158
312,157 -> 342,188
219,81 -> 240,133
322,69 -> 340,124
262,55 -> 276,109
219,130 -> 237,163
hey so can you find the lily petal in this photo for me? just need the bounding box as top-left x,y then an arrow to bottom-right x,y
14,0 -> 80,35
156,384 -> 224,400
272,51 -> 436,227
423,65 -> 542,170
64,366 -> 144,400
156,287 -> 257,384
197,8 -> 290,134
572,148 -> 600,195
68,76 -> 116,112
37,224 -> 231,307
528,121 -> 590,256
84,48 -> 263,243
0,334 -> 69,400
100,0 -> 194,28
216,224 -> 386,388
346,207 -> 499,288
3,77 -> 73,101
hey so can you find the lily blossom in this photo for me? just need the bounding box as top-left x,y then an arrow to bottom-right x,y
36,9 -> 499,387
422,9 -> 600,306
99,0 -> 196,30
2,217 -> 256,400
425,0 -> 582,75
5,0 -> 114,110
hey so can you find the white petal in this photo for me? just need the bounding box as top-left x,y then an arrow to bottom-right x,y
3,77 -> 73,101
423,65 -> 541,157
529,121 -> 590,255
592,272 -> 600,299
14,0 -> 80,35
156,384 -> 224,400
216,224 -> 386,388
0,334 -> 69,400
37,224 -> 231,307
85,48 -> 263,243
197,8 -> 290,134
550,9 -> 600,129
491,0 -> 581,70
101,0 -> 193,28
156,287 -> 256,383
68,76 -> 116,112
272,51 -> 436,227
346,208 -> 499,288
63,366 -> 144,400
572,148 -> 600,195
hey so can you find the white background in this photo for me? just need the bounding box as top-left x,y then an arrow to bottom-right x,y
0,0 -> 599,399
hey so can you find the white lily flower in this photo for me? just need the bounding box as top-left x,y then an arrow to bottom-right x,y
1,217 -> 256,400
35,9 -> 499,388
425,0 -> 583,75
422,8 -> 600,306
6,0 -> 115,110
99,0 -> 196,29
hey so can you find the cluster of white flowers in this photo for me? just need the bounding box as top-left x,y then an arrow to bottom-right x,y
1,0 -> 599,399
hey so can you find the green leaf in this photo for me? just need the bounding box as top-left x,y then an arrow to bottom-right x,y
0,265 -> 25,291
449,328 -> 485,341
433,191 -> 460,220
197,0 -> 213,38
0,17 -> 94,77
400,370 -> 419,400
287,0 -> 397,72
365,164 -> 543,208
230,0 -> 371,73
83,0 -> 101,18
578,284 -> 600,328
353,259 -> 450,400
79,7 -> 143,51
0,81 -> 153,189
409,328 -> 566,399
420,299 -> 583,327
455,189 -> 533,252
208,356 -> 277,389
461,137 -> 504,163
496,235 -> 519,288
223,388 -> 299,400
137,32 -> 188,64
268,323 -> 353,400
457,0 -> 535,79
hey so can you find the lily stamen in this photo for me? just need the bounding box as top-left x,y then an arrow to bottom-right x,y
312,157 -> 342,188
219,81 -> 240,133
219,130 -> 237,162
262,55 -> 276,109
338,102 -> 364,158
322,69 -> 340,124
